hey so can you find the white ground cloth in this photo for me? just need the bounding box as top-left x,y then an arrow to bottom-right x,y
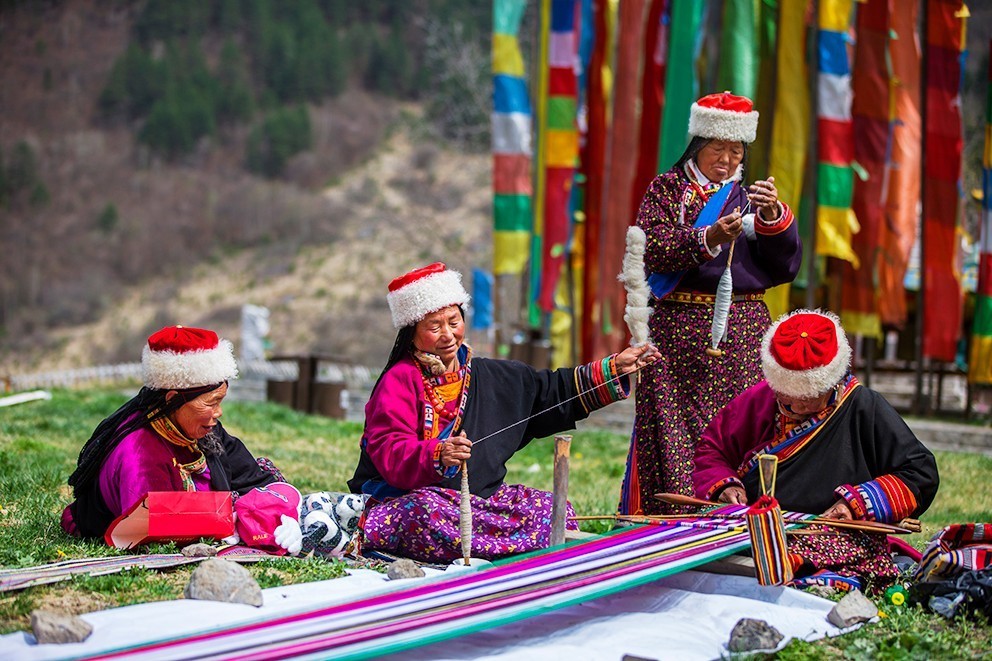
0,568 -> 848,660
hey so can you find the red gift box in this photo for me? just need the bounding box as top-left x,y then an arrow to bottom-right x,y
105,491 -> 235,550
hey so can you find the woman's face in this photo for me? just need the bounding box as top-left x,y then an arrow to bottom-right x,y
775,389 -> 833,418
695,139 -> 745,182
413,305 -> 465,369
170,382 -> 227,439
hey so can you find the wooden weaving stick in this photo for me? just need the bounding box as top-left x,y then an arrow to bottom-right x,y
653,492 -> 914,535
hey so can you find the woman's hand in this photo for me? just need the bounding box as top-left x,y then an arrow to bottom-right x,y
749,176 -> 780,221
615,343 -> 661,375
705,210 -> 743,250
821,500 -> 853,520
439,432 -> 473,468
717,486 -> 747,505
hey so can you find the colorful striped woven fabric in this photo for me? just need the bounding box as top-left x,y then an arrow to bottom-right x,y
747,495 -> 794,587
81,522 -> 752,660
914,523 -> 992,582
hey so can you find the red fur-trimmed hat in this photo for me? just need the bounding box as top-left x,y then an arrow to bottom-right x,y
760,310 -> 852,398
142,325 -> 238,390
688,91 -> 759,144
386,262 -> 471,329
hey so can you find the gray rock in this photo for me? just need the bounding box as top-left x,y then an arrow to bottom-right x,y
807,585 -> 838,600
30,610 -> 93,644
386,558 -> 426,580
184,558 -> 263,607
827,589 -> 878,628
727,618 -> 784,653
181,543 -> 218,558
621,656 -> 658,661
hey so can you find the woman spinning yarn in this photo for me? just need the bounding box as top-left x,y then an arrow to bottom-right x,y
349,262 -> 659,562
619,92 -> 802,516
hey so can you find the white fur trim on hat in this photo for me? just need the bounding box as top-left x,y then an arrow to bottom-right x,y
387,269 -> 471,329
688,103 -> 759,143
142,339 -> 239,390
760,309 -> 851,399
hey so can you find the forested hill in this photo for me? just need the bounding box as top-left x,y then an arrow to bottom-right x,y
0,0 -> 497,373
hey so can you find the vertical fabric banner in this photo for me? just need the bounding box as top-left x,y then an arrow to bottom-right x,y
840,0 -> 890,339
922,0 -> 968,362
878,0 -> 922,329
471,268 -> 494,331
815,0 -> 861,267
630,0 -> 668,220
536,0 -> 580,314
968,40 -> 992,384
657,0 -> 705,173
715,0 -> 757,100
594,0 -> 649,357
493,0 -> 533,276
579,0 -> 611,362
767,0 -> 811,320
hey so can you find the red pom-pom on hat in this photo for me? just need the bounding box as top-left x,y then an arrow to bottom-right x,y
388,262 -> 447,293
688,91 -> 759,143
695,91 -> 755,114
768,313 -> 839,372
142,325 -> 238,390
147,326 -> 220,354
760,310 -> 851,398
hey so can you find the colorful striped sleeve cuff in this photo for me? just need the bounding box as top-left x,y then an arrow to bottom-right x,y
834,474 -> 918,523
754,203 -> 795,236
575,355 -> 630,414
705,476 -> 745,502
433,441 -> 459,478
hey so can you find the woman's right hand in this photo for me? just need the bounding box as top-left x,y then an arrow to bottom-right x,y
440,432 -> 473,467
717,485 -> 747,505
705,210 -> 743,250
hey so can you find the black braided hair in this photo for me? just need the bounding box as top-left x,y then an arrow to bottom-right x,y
67,382 -> 222,492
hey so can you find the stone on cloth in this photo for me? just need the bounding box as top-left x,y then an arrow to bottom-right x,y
30,610 -> 93,644
184,558 -> 262,607
827,589 -> 878,628
727,617 -> 784,652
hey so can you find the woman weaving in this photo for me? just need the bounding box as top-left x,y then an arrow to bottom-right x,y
348,262 -> 659,563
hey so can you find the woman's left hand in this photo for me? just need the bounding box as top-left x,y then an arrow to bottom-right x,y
749,176 -> 780,221
615,343 -> 661,375
821,499 -> 854,520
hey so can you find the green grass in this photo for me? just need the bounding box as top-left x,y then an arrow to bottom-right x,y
1,387 -> 991,657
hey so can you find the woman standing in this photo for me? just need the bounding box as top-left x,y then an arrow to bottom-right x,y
349,262 -> 659,562
620,92 -> 802,515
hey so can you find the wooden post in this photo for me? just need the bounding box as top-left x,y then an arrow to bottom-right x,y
550,434 -> 572,547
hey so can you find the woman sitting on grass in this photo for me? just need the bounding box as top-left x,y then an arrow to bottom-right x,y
62,325 -> 281,539
348,262 -> 660,563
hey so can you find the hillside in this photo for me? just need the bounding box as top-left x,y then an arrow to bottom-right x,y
0,1 -> 492,376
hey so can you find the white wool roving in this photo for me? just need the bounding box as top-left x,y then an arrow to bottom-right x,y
619,226 -> 652,346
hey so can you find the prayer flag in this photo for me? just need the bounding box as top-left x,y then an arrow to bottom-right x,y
840,0 -> 890,339
878,0 -> 922,329
921,0 -> 968,362
968,40 -> 992,385
814,0 -> 861,267
493,0 -> 533,276
657,0 -> 705,173
471,268 -> 494,331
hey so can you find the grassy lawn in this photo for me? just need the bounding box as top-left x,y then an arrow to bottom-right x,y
1,387 -> 991,656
